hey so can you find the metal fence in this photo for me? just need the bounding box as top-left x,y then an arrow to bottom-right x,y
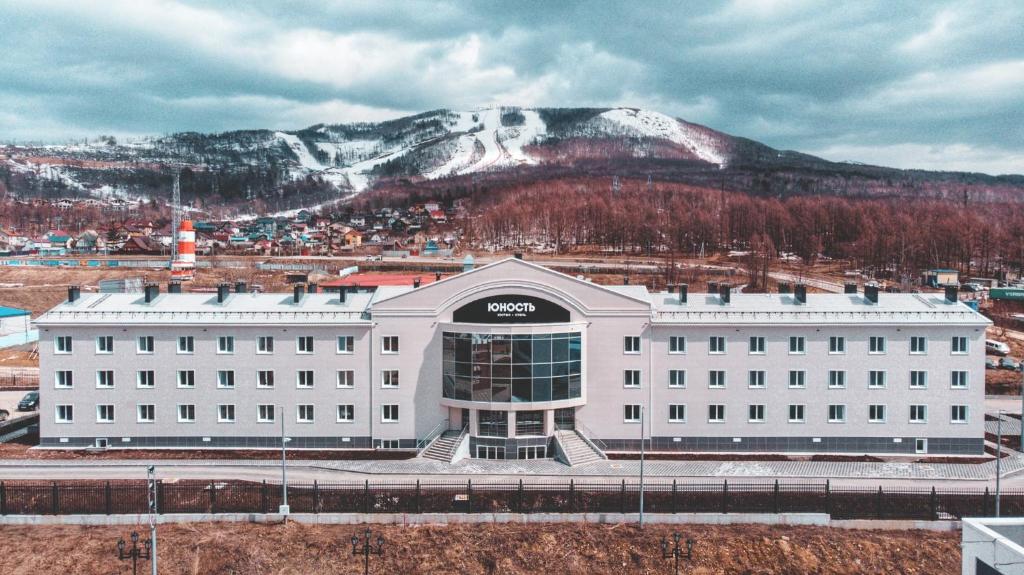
0,368 -> 39,389
0,479 -> 1019,520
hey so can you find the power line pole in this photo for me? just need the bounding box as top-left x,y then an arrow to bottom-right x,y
170,170 -> 181,265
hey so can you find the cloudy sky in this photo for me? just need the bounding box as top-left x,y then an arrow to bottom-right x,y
2,0 -> 1022,174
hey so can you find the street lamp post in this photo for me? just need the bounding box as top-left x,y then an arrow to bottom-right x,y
280,406 -> 290,517
639,405 -> 645,527
146,465 -> 158,575
116,531 -> 151,575
351,527 -> 385,575
997,410 -> 1003,517
661,532 -> 694,575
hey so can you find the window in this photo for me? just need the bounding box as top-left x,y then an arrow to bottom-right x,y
137,404 -> 155,423
136,370 -> 154,389
749,336 -> 765,354
54,335 -> 72,354
479,411 -> 508,437
951,405 -> 968,424
708,404 -> 725,423
337,370 -> 354,388
789,336 -> 805,354
868,370 -> 887,388
709,370 -> 726,388
910,370 -> 928,389
296,370 -> 315,388
951,371 -> 968,389
217,336 -> 234,354
624,404 -> 641,422
381,404 -> 399,423
829,336 -> 845,354
96,404 -> 114,423
257,336 -> 275,354
55,404 -> 73,423
297,336 -> 314,354
257,404 -> 275,423
55,370 -> 73,388
518,446 -> 546,459
381,440 -> 402,450
257,370 -> 275,388
910,404 -> 927,423
177,336 -> 194,354
788,404 -> 805,423
337,404 -> 354,422
910,336 -> 927,354
748,404 -> 765,422
828,404 -> 846,423
96,336 -> 114,354
176,370 -> 195,388
177,404 -> 195,423
135,336 -> 154,354
382,370 -> 400,388
624,336 -> 641,354
868,404 -> 886,423
382,336 -> 399,354
516,410 -> 544,435
217,370 -> 235,389
788,370 -> 806,388
96,370 -> 114,389
915,438 -> 928,454
336,335 -> 353,354
218,404 -> 235,423
748,370 -> 766,388
828,370 -> 846,389
669,336 -> 686,354
869,336 -> 886,354
297,404 -> 314,423
668,369 -> 686,388
709,336 -> 726,354
623,369 -> 641,388
951,336 -> 968,354
668,404 -> 686,422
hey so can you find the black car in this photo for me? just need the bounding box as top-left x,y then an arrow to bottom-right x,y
17,391 -> 38,411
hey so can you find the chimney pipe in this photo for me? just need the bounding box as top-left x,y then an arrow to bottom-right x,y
217,283 -> 230,303
678,283 -> 688,304
339,289 -> 347,303
308,283 -> 318,294
623,276 -> 630,286
234,281 -> 247,294
67,285 -> 80,303
944,285 -> 959,304
413,278 -> 421,288
435,271 -> 442,282
293,284 -> 305,303
864,285 -> 879,304
168,281 -> 182,294
778,282 -> 791,294
794,284 -> 807,304
708,281 -> 718,294
144,283 -> 159,303
514,252 -> 523,260
719,283 -> 731,304
844,282 -> 858,294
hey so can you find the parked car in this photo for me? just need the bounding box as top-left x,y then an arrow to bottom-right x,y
987,357 -> 999,369
999,357 -> 1020,370
0,410 -> 8,422
961,283 -> 983,293
17,391 -> 38,411
987,340 -> 1012,356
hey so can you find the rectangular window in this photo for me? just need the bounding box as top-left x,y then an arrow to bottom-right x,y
137,404 -> 155,423
668,404 -> 686,422
951,336 -> 968,354
297,336 -> 314,354
217,370 -> 235,389
951,405 -> 968,424
95,336 -> 114,354
176,370 -> 195,388
296,404 -> 314,423
336,335 -> 353,354
381,404 -> 399,423
709,370 -> 726,388
869,336 -> 886,354
624,404 -> 641,422
868,370 -> 887,389
669,336 -> 687,354
623,369 -> 641,388
748,404 -> 765,422
910,404 -> 927,423
788,370 -> 806,388
951,371 -> 968,389
828,404 -> 846,423
748,370 -> 766,388
218,404 -> 235,423
55,404 -> 74,423
910,336 -> 927,354
788,404 -> 805,423
868,404 -> 886,423
95,370 -> 114,389
55,370 -> 73,388
749,336 -> 765,354
336,370 -> 354,388
257,404 -> 276,423
177,336 -> 194,354
708,404 -> 725,423
382,336 -> 399,354
177,404 -> 195,423
337,404 -> 354,422
217,336 -> 234,354
382,369 -> 400,388
54,335 -> 72,354
910,370 -> 928,389
136,336 -> 154,354
257,336 -> 275,354
296,370 -> 315,388
257,370 -> 275,389
624,336 -> 641,354
668,369 -> 686,388
709,336 -> 726,354
828,370 -> 846,389
789,336 -> 805,354
136,370 -> 154,389
829,336 -> 846,354
96,404 -> 114,423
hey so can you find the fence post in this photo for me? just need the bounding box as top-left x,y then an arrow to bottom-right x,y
721,480 -> 728,514
569,479 -> 575,513
517,479 -> 523,514
364,480 -> 370,514
105,481 -> 112,515
415,480 -> 421,514
467,479 -> 472,513
51,481 -> 59,515
875,486 -> 883,519
210,481 -> 216,514
261,480 -> 268,514
984,487 -> 990,516
930,486 -> 937,521
825,480 -> 831,516
0,481 -> 5,516
773,480 -> 780,514
620,479 -> 626,514
313,480 -> 320,514
671,479 -> 677,514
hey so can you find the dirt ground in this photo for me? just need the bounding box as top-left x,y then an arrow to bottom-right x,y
0,522 -> 959,575
986,327 -> 1024,395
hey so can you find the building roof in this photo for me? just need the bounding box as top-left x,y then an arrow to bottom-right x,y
0,306 -> 30,319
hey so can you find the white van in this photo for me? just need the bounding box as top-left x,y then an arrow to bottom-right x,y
986,339 -> 1011,356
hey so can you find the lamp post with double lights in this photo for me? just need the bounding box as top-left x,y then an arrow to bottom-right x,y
351,527 -> 384,575
116,531 -> 151,575
661,532 -> 694,575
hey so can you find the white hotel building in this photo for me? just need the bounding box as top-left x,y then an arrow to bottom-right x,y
37,258 -> 988,461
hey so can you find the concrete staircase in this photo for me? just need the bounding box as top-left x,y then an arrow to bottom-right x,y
556,429 -> 605,466
420,430 -> 463,463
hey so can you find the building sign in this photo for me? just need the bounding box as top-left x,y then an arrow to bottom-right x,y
452,295 -> 570,324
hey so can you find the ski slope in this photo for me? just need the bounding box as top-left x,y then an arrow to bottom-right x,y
599,109 -> 725,166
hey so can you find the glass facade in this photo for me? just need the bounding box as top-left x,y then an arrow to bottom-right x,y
442,332 -> 582,402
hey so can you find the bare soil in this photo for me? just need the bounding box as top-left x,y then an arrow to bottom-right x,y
0,522 -> 959,575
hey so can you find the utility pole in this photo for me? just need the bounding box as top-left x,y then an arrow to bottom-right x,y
170,170 -> 181,264
147,465 -> 158,575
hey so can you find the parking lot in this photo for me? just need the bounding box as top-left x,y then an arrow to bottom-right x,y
0,390 -> 37,420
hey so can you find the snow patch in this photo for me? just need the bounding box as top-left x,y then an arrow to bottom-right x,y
275,132 -> 322,170
599,108 -> 725,166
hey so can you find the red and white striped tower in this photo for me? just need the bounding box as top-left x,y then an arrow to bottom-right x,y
170,219 -> 196,281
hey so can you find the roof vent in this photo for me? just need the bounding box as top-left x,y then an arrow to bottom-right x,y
234,281 -> 247,294
708,281 -> 718,294
945,285 -> 958,304
308,283 -> 318,294
293,284 -> 305,303
413,278 -> 421,288
67,285 -> 80,303
144,283 -> 159,304
339,289 -> 347,303
513,252 -> 523,260
719,283 -> 731,304
168,281 -> 182,294
678,283 -> 688,304
778,282 -> 791,294
794,284 -> 807,304
864,285 -> 879,304
844,282 -> 858,294
217,283 -> 230,303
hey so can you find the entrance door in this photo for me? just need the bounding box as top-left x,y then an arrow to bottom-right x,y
460,408 -> 471,430
554,407 -> 575,430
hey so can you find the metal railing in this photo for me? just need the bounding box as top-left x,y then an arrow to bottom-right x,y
572,420 -> 609,454
415,419 -> 449,452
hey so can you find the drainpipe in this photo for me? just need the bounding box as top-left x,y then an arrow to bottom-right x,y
368,322 -> 375,449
